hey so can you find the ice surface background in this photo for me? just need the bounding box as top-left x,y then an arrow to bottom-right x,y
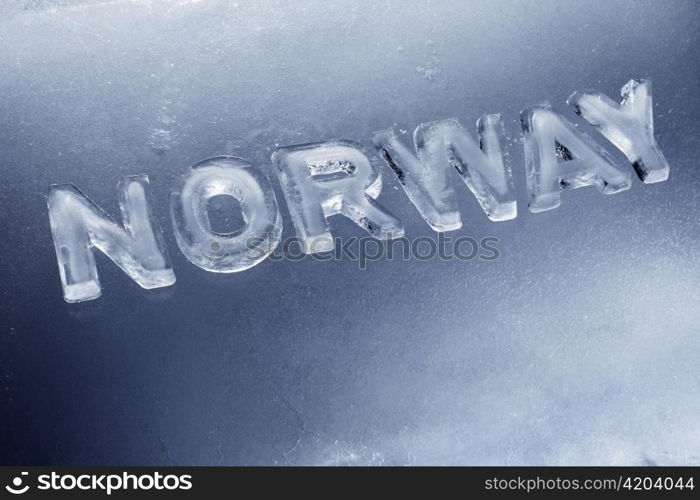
1,0 -> 699,465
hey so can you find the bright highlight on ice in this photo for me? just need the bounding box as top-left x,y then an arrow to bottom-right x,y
46,78 -> 670,302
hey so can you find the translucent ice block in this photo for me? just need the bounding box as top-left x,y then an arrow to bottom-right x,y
568,79 -> 669,183
371,128 -> 461,232
373,115 -> 516,228
521,104 -> 632,213
272,141 -> 404,254
47,175 -> 175,303
171,156 -> 282,273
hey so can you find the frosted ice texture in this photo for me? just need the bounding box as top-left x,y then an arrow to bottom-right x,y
5,0 -> 695,468
568,79 -> 669,183
47,175 -> 175,303
521,105 -> 632,213
373,115 -> 516,228
372,128 -> 461,231
171,156 -> 282,273
272,141 -> 405,254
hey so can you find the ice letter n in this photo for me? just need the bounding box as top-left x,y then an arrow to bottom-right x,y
521,104 -> 632,213
47,176 -> 175,303
171,156 -> 282,273
372,115 -> 516,230
272,141 -> 404,254
568,79 -> 669,183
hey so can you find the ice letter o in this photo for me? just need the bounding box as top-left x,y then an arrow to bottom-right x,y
568,79 -> 669,183
521,104 -> 632,213
171,156 -> 282,272
272,141 -> 404,254
47,175 -> 176,303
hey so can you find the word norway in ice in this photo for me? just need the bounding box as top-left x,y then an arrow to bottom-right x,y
46,79 -> 670,302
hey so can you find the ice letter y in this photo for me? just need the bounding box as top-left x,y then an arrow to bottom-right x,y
521,104 -> 632,213
47,176 -> 175,303
272,141 -> 404,254
372,115 -> 516,229
568,79 -> 669,183
171,156 -> 282,273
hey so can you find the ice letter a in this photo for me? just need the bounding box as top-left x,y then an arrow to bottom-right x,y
272,141 -> 404,254
372,115 -> 516,229
568,79 -> 669,183
47,176 -> 175,303
171,156 -> 282,273
521,104 -> 632,213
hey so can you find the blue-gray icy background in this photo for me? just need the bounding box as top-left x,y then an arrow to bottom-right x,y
1,0 -> 699,465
